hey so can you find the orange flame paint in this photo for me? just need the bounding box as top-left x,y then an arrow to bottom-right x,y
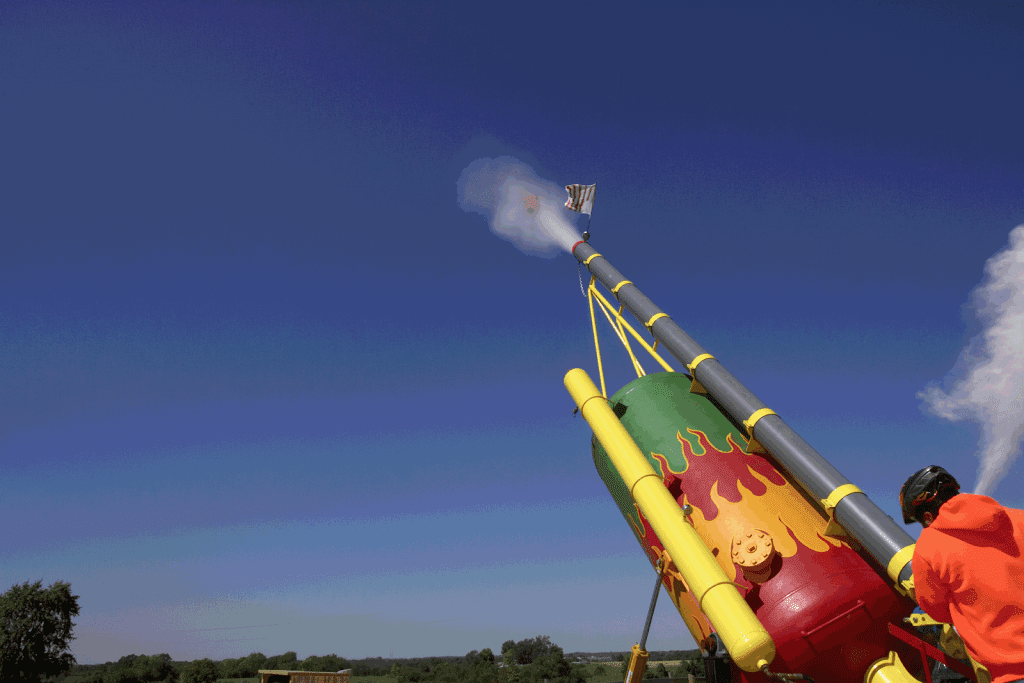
649,428 -> 845,582
652,429 -> 786,520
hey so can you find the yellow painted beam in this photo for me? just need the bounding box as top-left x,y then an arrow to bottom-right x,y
564,368 -> 775,673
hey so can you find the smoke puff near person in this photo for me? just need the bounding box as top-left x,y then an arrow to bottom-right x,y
457,156 -> 582,257
918,224 -> 1024,496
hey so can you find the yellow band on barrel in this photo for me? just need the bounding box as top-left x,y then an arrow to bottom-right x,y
583,253 -> 602,265
645,312 -> 669,329
611,280 -> 633,294
820,484 -> 862,512
887,544 -> 916,584
687,353 -> 715,374
742,408 -> 777,438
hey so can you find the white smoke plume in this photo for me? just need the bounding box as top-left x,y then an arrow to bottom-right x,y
457,156 -> 583,257
918,225 -> 1024,496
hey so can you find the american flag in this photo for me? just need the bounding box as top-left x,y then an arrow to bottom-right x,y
565,183 -> 596,215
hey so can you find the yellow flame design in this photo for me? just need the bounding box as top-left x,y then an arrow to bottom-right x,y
685,466 -> 846,581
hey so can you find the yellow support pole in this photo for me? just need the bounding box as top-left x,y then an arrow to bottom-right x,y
624,644 -> 649,683
565,368 -> 776,673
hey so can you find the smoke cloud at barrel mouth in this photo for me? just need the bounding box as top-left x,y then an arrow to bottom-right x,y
918,224 -> 1024,496
457,156 -> 583,258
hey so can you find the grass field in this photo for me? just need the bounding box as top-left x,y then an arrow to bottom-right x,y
582,659 -> 693,683
210,678 -> 395,683
213,659 -> 692,683
213,677 -> 399,683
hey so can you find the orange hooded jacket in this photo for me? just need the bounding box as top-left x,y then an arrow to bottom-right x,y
913,493 -> 1024,683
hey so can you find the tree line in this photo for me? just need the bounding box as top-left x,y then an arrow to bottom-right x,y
393,636 -> 582,683
50,652 -> 355,683
49,637 -> 581,683
47,639 -> 703,683
1,580 -> 702,683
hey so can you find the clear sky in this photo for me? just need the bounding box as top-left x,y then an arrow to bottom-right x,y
2,0 -> 1022,666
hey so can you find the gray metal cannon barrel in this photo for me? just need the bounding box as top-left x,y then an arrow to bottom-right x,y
572,240 -> 916,589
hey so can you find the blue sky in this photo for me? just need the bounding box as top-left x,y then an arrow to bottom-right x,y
2,0 -> 1022,666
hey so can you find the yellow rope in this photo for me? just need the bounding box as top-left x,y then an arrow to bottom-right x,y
593,287 -> 675,373
618,316 -> 646,378
585,277 -> 678,386
618,317 -> 646,377
588,277 -> 607,398
594,289 -> 645,377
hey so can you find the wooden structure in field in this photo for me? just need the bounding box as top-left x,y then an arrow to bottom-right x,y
258,670 -> 352,683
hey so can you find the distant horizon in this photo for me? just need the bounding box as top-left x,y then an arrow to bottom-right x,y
71,647 -> 703,667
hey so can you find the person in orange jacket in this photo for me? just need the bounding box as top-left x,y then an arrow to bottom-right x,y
900,466 -> 1024,683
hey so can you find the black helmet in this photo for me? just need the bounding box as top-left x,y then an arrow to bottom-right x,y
900,466 -> 961,524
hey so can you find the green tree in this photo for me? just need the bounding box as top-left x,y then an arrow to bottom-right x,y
112,653 -> 175,683
238,653 -> 267,678
526,650 -> 571,683
148,654 -> 176,683
686,656 -> 702,677
466,651 -> 499,683
106,668 -> 142,683
264,653 -> 298,672
672,656 -> 701,679
179,659 -> 217,683
497,662 -> 520,683
505,636 -> 558,666
430,660 -> 463,682
0,580 -> 80,683
217,657 -> 242,680
78,667 -> 108,683
300,655 -> 350,673
393,664 -> 416,683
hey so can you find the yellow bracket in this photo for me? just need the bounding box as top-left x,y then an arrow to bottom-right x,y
899,575 -> 916,602
583,252 -> 602,265
611,279 -> 633,294
645,312 -> 669,330
686,353 -> 715,394
865,652 -> 917,683
905,613 -> 941,628
742,408 -> 777,454
818,484 -> 862,537
886,544 -> 916,586
655,549 -> 689,594
904,614 -> 990,682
